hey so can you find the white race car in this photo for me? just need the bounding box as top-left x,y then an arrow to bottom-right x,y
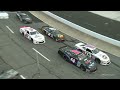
0,12 -> 9,19
20,26 -> 45,44
75,42 -> 111,65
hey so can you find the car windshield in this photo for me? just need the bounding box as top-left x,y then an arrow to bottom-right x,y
53,30 -> 60,34
30,31 -> 39,35
21,13 -> 29,18
92,48 -> 99,54
49,28 -> 59,34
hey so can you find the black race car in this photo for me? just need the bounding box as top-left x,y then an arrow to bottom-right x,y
58,46 -> 97,72
16,11 -> 32,24
41,26 -> 65,42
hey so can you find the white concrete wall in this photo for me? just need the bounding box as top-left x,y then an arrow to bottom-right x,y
89,11 -> 120,21
42,11 -> 120,47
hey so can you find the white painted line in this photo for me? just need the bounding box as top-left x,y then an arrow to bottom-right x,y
20,75 -> 26,79
32,48 -> 50,61
6,26 -> 14,34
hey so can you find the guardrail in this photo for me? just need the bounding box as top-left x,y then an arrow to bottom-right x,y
42,11 -> 120,48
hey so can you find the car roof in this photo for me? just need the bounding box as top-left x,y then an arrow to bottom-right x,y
49,27 -> 56,30
85,44 -> 96,50
21,26 -> 36,32
61,46 -> 92,62
70,49 -> 88,61
20,13 -> 27,15
70,50 -> 81,55
0,69 -> 19,79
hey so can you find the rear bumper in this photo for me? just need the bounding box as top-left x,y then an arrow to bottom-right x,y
87,67 -> 97,73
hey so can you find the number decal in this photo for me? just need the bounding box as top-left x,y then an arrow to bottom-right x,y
25,34 -> 28,38
71,58 -> 75,63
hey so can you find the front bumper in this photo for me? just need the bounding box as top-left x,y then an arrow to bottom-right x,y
100,61 -> 111,65
86,67 -> 97,73
90,68 -> 97,72
34,40 -> 45,44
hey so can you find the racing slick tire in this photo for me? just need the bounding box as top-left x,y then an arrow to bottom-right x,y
50,34 -> 53,38
22,20 -> 27,24
63,55 -> 69,61
24,21 -> 28,24
52,36 -> 58,41
22,32 -> 24,36
80,65 -> 86,71
43,31 -> 46,34
55,38 -> 58,42
58,50 -> 61,55
55,37 -> 58,42
31,38 -> 33,43
95,58 -> 101,64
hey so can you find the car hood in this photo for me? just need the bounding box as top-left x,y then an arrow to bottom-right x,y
24,18 -> 32,21
0,12 -> 8,16
94,51 -> 110,61
31,34 -> 45,41
88,64 -> 97,71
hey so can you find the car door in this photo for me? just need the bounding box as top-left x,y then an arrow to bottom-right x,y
50,30 -> 54,38
76,60 -> 81,67
24,30 -> 29,39
64,51 -> 71,61
46,28 -> 51,36
67,52 -> 76,64
27,31 -> 31,40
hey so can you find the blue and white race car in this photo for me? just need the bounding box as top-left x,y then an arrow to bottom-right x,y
75,42 -> 111,65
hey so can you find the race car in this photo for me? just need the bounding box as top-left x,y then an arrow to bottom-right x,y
58,46 -> 97,72
41,26 -> 65,42
16,11 -> 32,24
20,26 -> 45,44
75,42 -> 111,65
0,69 -> 24,79
0,11 -> 9,19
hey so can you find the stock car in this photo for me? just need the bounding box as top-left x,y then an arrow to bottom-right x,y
20,26 -> 45,44
0,11 -> 9,19
0,69 -> 24,79
58,46 -> 97,72
16,11 -> 32,24
41,26 -> 65,42
75,42 -> 111,65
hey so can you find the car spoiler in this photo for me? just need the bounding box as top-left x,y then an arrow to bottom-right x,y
40,26 -> 50,29
59,46 -> 68,49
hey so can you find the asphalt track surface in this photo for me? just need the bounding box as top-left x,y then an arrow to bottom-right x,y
0,11 -> 120,79
50,11 -> 120,41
